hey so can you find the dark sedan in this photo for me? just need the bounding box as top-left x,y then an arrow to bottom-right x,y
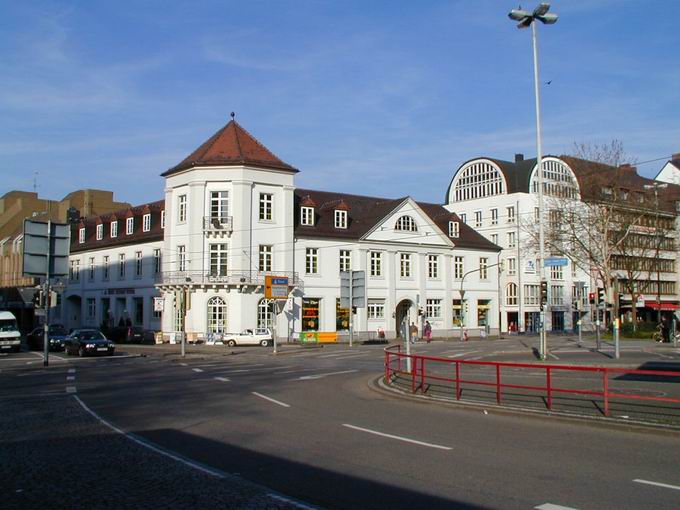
26,324 -> 68,351
63,329 -> 115,357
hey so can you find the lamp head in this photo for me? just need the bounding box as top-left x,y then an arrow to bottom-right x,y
537,12 -> 558,24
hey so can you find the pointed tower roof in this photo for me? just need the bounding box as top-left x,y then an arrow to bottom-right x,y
162,118 -> 298,176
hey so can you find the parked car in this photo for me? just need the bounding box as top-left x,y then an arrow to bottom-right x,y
26,324 -> 68,351
0,311 -> 21,353
222,328 -> 273,347
106,326 -> 155,344
63,329 -> 115,357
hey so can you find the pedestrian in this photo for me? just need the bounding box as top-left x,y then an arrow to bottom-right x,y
424,321 -> 432,343
410,322 -> 418,343
463,329 -> 469,342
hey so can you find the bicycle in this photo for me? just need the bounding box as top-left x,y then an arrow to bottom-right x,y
651,331 -> 664,343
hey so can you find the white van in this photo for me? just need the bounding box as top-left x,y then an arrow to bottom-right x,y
0,311 -> 21,353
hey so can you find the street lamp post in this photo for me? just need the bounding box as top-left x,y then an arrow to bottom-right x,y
508,3 -> 558,361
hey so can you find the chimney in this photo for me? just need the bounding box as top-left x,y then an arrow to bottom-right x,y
515,153 -> 524,163
619,163 -> 637,174
672,152 -> 680,161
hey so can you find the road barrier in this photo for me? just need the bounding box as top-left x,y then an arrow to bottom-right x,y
383,344 -> 680,418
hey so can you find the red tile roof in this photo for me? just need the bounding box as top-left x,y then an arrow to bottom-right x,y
162,120 -> 297,176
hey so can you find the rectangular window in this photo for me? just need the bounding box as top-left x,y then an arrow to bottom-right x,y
428,255 -> 439,279
452,299 -> 463,326
259,193 -> 273,221
111,221 -> 118,238
454,256 -> 464,279
400,253 -> 412,278
103,256 -> 109,280
153,249 -> 161,274
302,298 -> 320,331
259,245 -> 272,272
534,207 -> 540,222
507,231 -> 516,248
336,298 -> 350,331
507,206 -> 516,223
367,299 -> 385,319
211,191 -> 229,220
550,265 -> 563,280
550,285 -> 564,306
143,214 -> 151,232
79,228 -> 85,244
426,299 -> 442,319
178,195 -> 187,223
96,224 -> 103,240
479,257 -> 488,280
370,251 -> 382,277
449,221 -> 459,238
126,217 -> 134,235
335,210 -> 347,229
524,284 -> 539,305
161,210 -> 166,229
491,233 -> 498,245
89,257 -> 95,281
135,251 -> 143,277
339,249 -> 351,272
460,213 -> 467,224
474,211 -> 482,228
209,244 -> 228,276
306,248 -> 318,274
177,245 -> 186,272
133,297 -> 144,325
491,208 -> 498,225
118,253 -> 125,279
87,298 -> 96,319
301,206 -> 314,226
507,257 -> 516,275
69,260 -> 80,281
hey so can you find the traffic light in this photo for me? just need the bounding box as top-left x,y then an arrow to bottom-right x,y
418,307 -> 423,316
588,292 -> 595,304
351,306 -> 357,315
32,290 -> 44,309
540,280 -> 548,306
597,287 -> 606,304
618,293 -> 624,306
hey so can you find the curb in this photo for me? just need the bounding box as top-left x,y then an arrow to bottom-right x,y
368,375 -> 680,435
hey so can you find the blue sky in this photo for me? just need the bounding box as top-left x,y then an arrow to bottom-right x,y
1,0 -> 679,206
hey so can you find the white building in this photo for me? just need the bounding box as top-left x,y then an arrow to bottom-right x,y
654,153 -> 680,185
63,119 -> 502,341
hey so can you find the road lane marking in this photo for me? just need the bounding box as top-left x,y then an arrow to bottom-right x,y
66,376 -> 75,381
273,368 -> 316,374
214,377 -> 230,382
192,368 -> 203,372
252,392 -> 290,408
66,386 -> 77,393
535,504 -> 578,510
297,369 -> 358,380
68,368 -> 76,373
268,493 -> 318,510
547,352 -> 560,360
447,351 -> 479,358
633,479 -> 680,491
342,424 -> 451,450
73,395 -> 225,478
179,363 -> 188,366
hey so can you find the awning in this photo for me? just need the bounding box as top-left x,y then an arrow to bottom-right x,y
645,301 -> 680,310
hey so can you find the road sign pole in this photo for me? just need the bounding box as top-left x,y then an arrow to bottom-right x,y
42,220 -> 51,367
349,275 -> 353,348
614,318 -> 620,359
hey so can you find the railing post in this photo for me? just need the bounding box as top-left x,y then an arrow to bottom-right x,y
603,369 -> 609,417
421,357 -> 426,394
546,367 -> 552,411
456,362 -> 461,400
385,350 -> 390,383
411,355 -> 417,393
496,364 -> 501,405
398,344 -> 402,373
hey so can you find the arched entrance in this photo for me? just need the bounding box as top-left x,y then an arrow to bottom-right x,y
395,299 -> 415,338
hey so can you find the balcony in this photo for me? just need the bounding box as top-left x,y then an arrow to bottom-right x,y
203,216 -> 233,237
155,270 -> 302,290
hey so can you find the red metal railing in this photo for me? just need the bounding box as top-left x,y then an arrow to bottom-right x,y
384,344 -> 680,417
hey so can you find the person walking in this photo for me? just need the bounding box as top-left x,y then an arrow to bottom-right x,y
424,321 -> 432,343
409,322 -> 418,343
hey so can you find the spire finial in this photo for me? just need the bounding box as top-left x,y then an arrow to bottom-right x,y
230,111 -> 235,121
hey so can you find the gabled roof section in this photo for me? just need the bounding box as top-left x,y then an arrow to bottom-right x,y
162,119 -> 298,176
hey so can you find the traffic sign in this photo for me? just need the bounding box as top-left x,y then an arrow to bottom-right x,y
265,276 -> 289,300
544,257 -> 568,267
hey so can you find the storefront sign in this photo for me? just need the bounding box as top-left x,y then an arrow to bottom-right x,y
153,297 -> 164,312
524,260 -> 536,274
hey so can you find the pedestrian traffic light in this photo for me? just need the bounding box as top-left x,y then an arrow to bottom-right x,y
597,287 -> 606,304
540,280 -> 548,306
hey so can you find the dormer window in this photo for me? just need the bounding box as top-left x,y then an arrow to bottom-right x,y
449,221 -> 459,238
126,217 -> 134,235
79,228 -> 85,244
143,213 -> 151,232
335,210 -> 347,229
601,186 -> 613,198
96,224 -> 103,240
301,206 -> 315,226
395,215 -> 417,232
111,220 -> 118,238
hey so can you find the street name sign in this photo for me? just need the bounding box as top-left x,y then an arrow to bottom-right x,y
544,257 -> 568,267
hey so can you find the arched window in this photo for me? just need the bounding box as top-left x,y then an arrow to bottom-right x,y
506,283 -> 518,306
258,299 -> 274,330
395,215 -> 417,232
453,161 -> 505,202
207,296 -> 227,333
530,158 -> 579,199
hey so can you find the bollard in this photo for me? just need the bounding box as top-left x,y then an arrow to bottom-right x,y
614,318 -> 620,359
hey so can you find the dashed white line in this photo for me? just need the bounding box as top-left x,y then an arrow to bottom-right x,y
297,369 -> 358,380
66,376 -> 75,381
633,479 -> 680,491
447,351 -> 478,358
535,504 -> 578,510
252,392 -> 290,408
68,368 -> 76,374
192,368 -> 203,373
214,377 -> 230,382
268,493 -> 318,510
547,352 -> 560,360
66,386 -> 77,394
179,363 -> 188,366
342,424 -> 451,450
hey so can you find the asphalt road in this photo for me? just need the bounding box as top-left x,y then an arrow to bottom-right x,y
2,338 -> 680,509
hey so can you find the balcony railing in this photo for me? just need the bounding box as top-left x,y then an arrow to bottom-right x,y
203,216 -> 233,235
155,270 -> 301,288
